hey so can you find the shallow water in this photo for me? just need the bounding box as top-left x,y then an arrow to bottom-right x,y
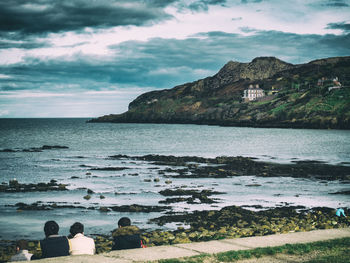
0,118 -> 349,239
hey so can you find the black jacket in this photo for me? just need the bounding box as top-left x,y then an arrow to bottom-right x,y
40,235 -> 70,258
112,225 -> 141,250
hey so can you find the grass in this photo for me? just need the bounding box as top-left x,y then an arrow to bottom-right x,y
157,237 -> 350,263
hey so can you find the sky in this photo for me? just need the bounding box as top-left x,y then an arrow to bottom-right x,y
0,0 -> 349,117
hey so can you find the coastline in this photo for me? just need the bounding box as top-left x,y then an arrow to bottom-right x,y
1,204 -> 349,262
88,118 -> 350,130
1,152 -> 350,261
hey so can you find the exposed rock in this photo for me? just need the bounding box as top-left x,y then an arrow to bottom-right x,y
159,189 -> 224,196
0,180 -> 68,193
83,194 -> 91,200
14,202 -> 86,211
109,204 -> 170,213
1,205 -> 349,259
159,189 -> 225,204
329,190 -> 350,195
41,145 -> 69,150
87,189 -> 95,194
99,207 -> 111,212
0,145 -> 69,152
246,184 -> 262,187
90,167 -> 129,171
109,154 -> 350,181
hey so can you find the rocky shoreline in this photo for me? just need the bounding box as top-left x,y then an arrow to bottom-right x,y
0,179 -> 68,193
0,145 -> 69,153
109,154 -> 350,180
1,154 -> 350,262
0,205 -> 349,262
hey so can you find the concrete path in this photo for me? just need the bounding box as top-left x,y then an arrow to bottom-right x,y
32,227 -> 350,263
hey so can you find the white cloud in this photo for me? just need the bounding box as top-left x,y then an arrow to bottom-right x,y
0,91 -> 74,98
0,0 -> 349,117
1,1 -> 349,66
84,87 -> 150,96
0,74 -> 12,79
0,109 -> 10,116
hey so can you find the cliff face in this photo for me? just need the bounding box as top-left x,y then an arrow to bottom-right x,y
90,56 -> 350,129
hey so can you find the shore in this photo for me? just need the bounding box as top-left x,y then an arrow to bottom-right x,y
1,154 -> 350,261
1,204 -> 349,262
31,228 -> 350,263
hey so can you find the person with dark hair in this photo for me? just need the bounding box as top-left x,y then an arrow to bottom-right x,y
40,221 -> 69,258
69,222 -> 95,255
10,240 -> 33,261
112,217 -> 142,250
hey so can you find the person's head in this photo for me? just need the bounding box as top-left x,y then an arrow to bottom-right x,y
44,220 -> 59,237
70,222 -> 84,237
16,240 -> 28,251
118,217 -> 131,228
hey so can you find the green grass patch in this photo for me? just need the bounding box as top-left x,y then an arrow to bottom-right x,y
270,102 -> 290,113
289,92 -> 301,101
251,99 -> 277,106
217,237 -> 350,262
158,254 -> 210,263
157,237 -> 350,263
305,248 -> 350,263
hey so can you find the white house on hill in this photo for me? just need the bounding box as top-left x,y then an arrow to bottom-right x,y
242,84 -> 265,102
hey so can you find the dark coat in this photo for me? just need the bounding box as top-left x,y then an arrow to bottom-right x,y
40,235 -> 70,258
112,225 -> 141,250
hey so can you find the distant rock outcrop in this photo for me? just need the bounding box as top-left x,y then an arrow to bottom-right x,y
90,56 -> 350,129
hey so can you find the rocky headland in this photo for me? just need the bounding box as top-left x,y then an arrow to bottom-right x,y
89,56 -> 350,129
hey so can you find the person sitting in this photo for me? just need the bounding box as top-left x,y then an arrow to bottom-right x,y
112,217 -> 142,250
69,222 -> 95,255
40,221 -> 69,258
10,240 -> 33,261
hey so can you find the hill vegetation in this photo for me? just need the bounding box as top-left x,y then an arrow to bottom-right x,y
90,56 -> 350,129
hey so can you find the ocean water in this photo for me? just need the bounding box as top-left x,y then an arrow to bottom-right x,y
0,118 -> 349,240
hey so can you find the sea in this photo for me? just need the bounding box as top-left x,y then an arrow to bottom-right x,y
0,118 -> 349,240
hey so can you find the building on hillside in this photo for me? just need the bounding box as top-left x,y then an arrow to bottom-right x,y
242,84 -> 265,102
333,77 -> 341,86
317,78 -> 324,86
328,77 -> 342,92
328,86 -> 341,92
268,86 -> 280,95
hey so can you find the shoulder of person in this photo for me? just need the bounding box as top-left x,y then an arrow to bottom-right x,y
112,225 -> 141,237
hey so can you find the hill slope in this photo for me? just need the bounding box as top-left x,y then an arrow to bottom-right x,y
90,56 -> 350,129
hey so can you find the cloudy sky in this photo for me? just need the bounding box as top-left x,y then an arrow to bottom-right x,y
0,0 -> 349,117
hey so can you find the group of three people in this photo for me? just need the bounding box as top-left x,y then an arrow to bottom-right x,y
10,217 -> 142,261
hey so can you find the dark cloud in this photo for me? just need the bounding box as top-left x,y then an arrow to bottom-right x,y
239,27 -> 258,33
0,0 -> 173,34
0,32 -> 49,49
176,0 -> 226,12
326,22 -> 350,32
324,0 -> 349,7
2,29 -> 349,97
241,0 -> 263,4
109,30 -> 350,86
148,0 -> 181,8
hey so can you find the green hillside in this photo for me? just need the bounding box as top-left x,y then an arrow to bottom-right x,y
90,56 -> 350,129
